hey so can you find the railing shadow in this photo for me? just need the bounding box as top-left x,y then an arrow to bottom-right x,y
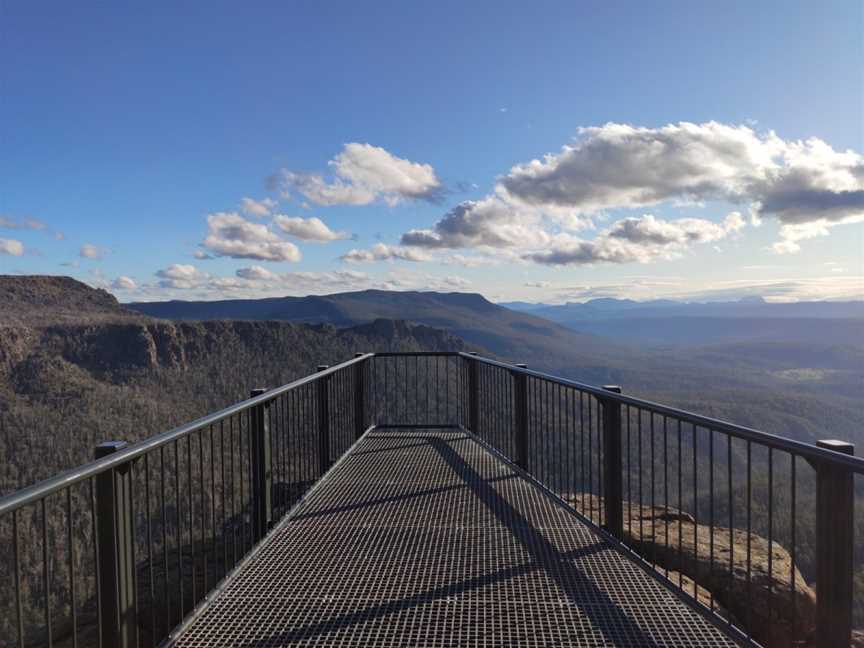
236,431 -> 662,647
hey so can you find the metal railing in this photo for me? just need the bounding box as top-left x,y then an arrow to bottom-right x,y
1,351 -> 861,648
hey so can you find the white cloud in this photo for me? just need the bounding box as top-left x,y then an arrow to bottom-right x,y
134,265 -> 378,300
400,195 -> 552,249
0,216 -> 47,231
771,215 -> 864,254
0,238 -> 24,256
240,197 -> 277,217
442,275 -> 471,288
501,122 -> 780,212
111,276 -> 137,290
499,122 -> 863,252
236,265 -> 279,281
157,264 -> 202,279
279,143 -> 442,206
393,122 -> 862,258
273,215 -> 350,241
340,242 -> 431,263
440,254 -> 502,268
202,212 -> 301,262
671,277 -> 864,303
80,243 -> 107,260
526,212 -> 746,266
154,264 -> 214,290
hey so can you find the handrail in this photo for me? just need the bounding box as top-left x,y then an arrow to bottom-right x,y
458,351 -> 864,473
0,353 -> 373,516
1,349 -> 859,648
5,348 -> 860,517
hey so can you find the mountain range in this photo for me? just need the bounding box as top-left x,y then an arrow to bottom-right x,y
498,297 -> 864,346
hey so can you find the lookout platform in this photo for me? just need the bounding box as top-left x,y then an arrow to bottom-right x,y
167,428 -> 736,647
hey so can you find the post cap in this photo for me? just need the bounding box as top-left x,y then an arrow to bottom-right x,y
468,351 -> 478,356
817,439 -> 855,456
354,352 -> 365,357
602,385 -> 622,394
515,363 -> 527,369
250,388 -> 268,398
95,440 -> 128,459
317,364 -> 330,372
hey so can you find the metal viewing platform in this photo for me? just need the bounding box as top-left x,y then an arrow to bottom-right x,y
1,352 -> 861,647
168,428 -> 736,647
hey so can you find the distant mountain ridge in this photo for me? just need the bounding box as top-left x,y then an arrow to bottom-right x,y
501,297 -> 864,320
498,297 -> 864,347
128,289 -> 639,380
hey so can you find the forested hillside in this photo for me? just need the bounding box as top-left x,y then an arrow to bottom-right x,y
0,317 -> 466,493
128,288 -> 864,452
2,277 -> 862,643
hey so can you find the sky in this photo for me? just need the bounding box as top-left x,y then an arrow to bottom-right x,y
1,1 -> 862,304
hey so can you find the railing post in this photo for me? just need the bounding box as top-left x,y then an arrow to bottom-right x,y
354,353 -> 367,439
815,439 -> 854,648
249,388 -> 272,543
94,441 -> 136,648
467,352 -> 479,433
600,386 -> 624,540
512,364 -> 529,471
317,365 -> 331,475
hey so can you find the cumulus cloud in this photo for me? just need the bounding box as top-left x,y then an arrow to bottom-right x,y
500,122 -> 863,252
500,122 -> 776,212
0,216 -> 47,230
235,265 -> 279,281
0,238 -> 24,256
608,211 -> 744,246
155,264 -> 206,289
439,254 -> 502,268
279,143 -> 442,206
80,243 -> 107,260
146,264 -> 376,297
441,275 -> 472,288
202,212 -> 301,262
111,276 -> 137,290
392,122 -> 863,258
340,242 -> 431,263
240,197 -> 277,217
401,196 -> 551,249
273,215 -> 351,241
526,212 -> 745,266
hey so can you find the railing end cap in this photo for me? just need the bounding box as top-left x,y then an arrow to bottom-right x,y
95,440 -> 128,459
817,439 -> 855,456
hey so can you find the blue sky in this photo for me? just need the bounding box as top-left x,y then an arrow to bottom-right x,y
1,1 -> 862,303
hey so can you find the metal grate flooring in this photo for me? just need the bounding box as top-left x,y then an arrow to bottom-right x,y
170,429 -> 738,647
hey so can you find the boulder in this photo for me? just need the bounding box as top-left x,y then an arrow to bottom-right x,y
570,493 -> 817,648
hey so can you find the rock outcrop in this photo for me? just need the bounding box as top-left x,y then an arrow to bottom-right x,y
0,275 -> 144,326
570,493 -> 817,648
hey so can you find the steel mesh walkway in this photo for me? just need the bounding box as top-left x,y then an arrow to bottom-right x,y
169,429 -> 737,647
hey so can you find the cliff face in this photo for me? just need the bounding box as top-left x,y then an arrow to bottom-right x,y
0,318 -> 467,392
0,316 -> 467,488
